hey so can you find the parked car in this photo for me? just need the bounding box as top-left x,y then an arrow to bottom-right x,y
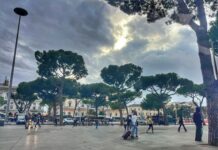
137,119 -> 146,125
16,115 -> 26,125
63,118 -> 74,125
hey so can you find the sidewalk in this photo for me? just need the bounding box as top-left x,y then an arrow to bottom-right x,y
0,125 -> 216,150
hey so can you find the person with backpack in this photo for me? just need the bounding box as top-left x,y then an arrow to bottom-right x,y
146,116 -> 154,133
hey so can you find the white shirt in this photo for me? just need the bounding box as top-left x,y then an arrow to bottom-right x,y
131,115 -> 137,125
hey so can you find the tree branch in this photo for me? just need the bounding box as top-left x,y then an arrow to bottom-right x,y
195,0 -> 208,30
189,19 -> 200,33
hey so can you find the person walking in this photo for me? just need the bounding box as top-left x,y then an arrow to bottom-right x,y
35,113 -> 41,128
95,119 -> 99,129
127,115 -> 132,131
124,117 -> 127,131
178,116 -> 187,132
146,116 -> 154,133
131,111 -> 138,138
193,107 -> 203,142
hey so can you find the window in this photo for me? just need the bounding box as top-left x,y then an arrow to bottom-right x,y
69,102 -> 71,107
82,112 -> 84,116
33,107 -> 36,110
115,113 -> 117,116
10,106 -> 13,109
68,112 -> 71,115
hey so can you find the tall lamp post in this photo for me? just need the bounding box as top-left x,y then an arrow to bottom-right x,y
5,8 -> 28,122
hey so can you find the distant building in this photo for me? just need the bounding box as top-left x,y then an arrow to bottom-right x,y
55,99 -> 159,119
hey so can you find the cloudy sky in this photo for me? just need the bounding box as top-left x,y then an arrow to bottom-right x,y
0,0 -> 203,90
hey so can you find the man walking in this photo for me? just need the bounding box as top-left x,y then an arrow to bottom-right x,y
193,107 -> 203,142
35,113 -> 41,128
178,116 -> 187,132
131,111 -> 138,138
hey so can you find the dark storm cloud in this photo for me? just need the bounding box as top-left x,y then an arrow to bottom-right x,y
0,0 -> 115,84
0,0 -> 203,88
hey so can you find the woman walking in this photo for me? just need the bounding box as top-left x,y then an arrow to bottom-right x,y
146,116 -> 154,133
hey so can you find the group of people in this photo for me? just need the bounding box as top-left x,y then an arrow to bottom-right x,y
123,107 -> 204,142
25,113 -> 42,129
177,107 -> 204,142
123,110 -> 154,139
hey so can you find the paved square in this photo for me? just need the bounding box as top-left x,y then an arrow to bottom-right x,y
0,125 -> 217,150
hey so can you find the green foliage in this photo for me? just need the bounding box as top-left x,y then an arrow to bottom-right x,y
110,90 -> 141,108
87,109 -> 96,116
135,73 -> 188,96
101,63 -> 142,89
12,80 -> 38,113
35,49 -> 88,124
141,93 -> 170,111
80,83 -> 114,116
105,0 -> 217,23
35,49 -> 88,79
63,79 -> 81,99
33,78 -> 58,105
0,96 -> 5,106
209,13 -> 218,54
177,82 -> 206,107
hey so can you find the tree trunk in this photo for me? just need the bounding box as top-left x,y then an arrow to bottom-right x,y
157,109 -> 160,124
58,78 -> 64,126
119,108 -> 124,125
95,106 -> 98,117
73,99 -> 79,118
163,106 -> 168,125
59,101 -> 63,125
53,101 -> 57,119
125,104 -> 129,116
206,83 -> 218,145
194,28 -> 218,145
48,105 -> 52,117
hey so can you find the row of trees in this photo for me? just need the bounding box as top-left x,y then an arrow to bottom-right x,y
105,0 -> 218,145
12,49 -> 206,127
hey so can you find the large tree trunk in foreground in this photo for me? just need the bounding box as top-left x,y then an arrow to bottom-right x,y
196,29 -> 218,145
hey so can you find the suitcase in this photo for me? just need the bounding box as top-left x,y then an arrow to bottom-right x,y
122,130 -> 131,140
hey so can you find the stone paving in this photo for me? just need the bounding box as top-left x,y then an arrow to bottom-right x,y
0,125 -> 217,150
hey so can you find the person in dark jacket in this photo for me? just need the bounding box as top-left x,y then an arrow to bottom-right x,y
193,107 -> 203,141
178,116 -> 187,132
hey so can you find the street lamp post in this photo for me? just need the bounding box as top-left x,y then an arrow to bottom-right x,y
5,8 -> 28,122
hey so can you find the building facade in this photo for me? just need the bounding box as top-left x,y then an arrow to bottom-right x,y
57,99 -> 159,119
